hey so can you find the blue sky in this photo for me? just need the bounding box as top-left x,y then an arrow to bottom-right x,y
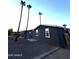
8,0 -> 70,31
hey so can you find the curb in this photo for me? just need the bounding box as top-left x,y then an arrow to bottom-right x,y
33,47 -> 60,59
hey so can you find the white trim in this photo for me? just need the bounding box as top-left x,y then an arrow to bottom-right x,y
45,28 -> 50,38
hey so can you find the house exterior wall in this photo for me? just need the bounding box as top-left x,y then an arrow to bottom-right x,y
56,28 -> 66,47
24,31 -> 33,39
49,27 -> 60,46
32,26 -> 45,40
32,26 -> 64,47
27,31 -> 33,39
19,25 -> 69,47
32,26 -> 67,47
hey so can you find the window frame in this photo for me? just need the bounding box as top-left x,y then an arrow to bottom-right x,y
45,28 -> 50,38
35,29 -> 39,36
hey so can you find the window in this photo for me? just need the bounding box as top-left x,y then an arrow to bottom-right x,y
35,30 -> 38,36
45,28 -> 50,38
29,32 -> 31,34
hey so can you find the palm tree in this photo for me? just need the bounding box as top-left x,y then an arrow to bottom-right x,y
15,0 -> 25,41
63,24 -> 67,30
39,12 -> 42,25
25,4 -> 32,39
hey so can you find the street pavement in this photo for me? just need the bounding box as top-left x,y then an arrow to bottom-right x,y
8,39 -> 58,59
8,37 -> 70,59
43,48 -> 70,59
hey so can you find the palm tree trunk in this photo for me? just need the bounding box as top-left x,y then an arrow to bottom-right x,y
25,8 -> 30,39
40,15 -> 41,25
18,5 -> 23,32
15,5 -> 23,41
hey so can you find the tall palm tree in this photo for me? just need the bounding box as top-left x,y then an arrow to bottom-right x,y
15,0 -> 25,41
39,12 -> 42,25
25,5 -> 32,39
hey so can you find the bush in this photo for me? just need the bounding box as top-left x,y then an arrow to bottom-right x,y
8,28 -> 13,35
